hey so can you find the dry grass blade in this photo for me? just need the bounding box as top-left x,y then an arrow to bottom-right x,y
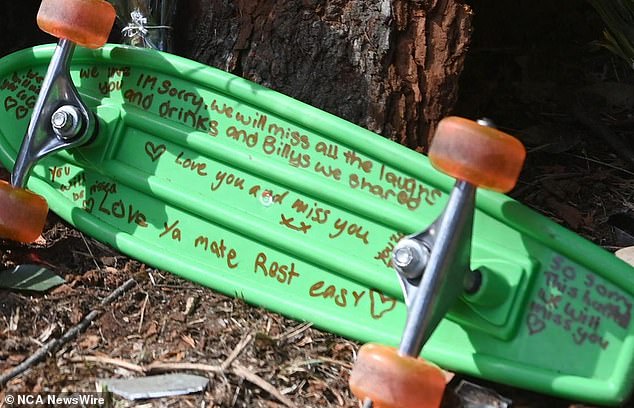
80,232 -> 102,271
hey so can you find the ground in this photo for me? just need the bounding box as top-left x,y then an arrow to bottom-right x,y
1,2 -> 634,408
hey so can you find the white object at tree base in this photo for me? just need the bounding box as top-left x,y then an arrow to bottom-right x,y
616,246 -> 634,266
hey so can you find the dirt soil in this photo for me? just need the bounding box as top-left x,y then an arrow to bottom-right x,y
1,2 -> 634,408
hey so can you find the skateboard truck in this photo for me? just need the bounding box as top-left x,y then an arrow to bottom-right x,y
351,117 -> 526,408
392,118 -> 496,353
0,0 -> 115,243
360,143 -> 479,408
392,178 -> 476,355
13,0 -> 117,188
12,39 -> 96,188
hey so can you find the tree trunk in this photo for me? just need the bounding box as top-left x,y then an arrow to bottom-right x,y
174,0 -> 473,150
0,1 -> 473,151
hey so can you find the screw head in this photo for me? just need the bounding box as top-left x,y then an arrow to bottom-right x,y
393,246 -> 414,268
51,105 -> 82,139
260,191 -> 273,206
392,239 -> 431,280
51,110 -> 70,130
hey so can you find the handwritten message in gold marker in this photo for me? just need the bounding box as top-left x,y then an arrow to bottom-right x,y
35,63 -> 449,324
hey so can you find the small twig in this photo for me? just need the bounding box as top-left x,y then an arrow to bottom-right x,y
186,318 -> 207,327
291,356 -> 353,370
152,284 -> 200,290
70,355 -> 222,374
146,361 -> 222,374
273,322 -> 313,341
70,355 -> 145,373
221,333 -> 253,370
0,278 -> 136,386
232,362 -> 297,408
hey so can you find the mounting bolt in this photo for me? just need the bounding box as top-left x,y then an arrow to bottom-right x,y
392,239 -> 431,280
393,246 -> 415,268
51,105 -> 83,140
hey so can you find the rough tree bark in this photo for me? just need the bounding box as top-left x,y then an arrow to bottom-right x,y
174,0 -> 473,150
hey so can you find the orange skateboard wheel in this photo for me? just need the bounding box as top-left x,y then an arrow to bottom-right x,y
429,117 -> 526,193
349,343 -> 446,408
37,0 -> 116,49
0,180 -> 48,243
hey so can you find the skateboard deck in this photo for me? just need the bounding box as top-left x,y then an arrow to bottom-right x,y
0,44 -> 632,404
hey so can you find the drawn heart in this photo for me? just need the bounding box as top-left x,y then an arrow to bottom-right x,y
526,313 -> 546,335
370,290 -> 397,320
83,198 -> 95,213
145,142 -> 166,162
4,96 -> 17,111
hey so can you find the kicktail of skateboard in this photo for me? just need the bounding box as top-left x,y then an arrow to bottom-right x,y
0,27 -> 632,406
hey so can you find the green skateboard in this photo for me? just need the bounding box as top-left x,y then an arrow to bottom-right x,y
0,6 -> 632,406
